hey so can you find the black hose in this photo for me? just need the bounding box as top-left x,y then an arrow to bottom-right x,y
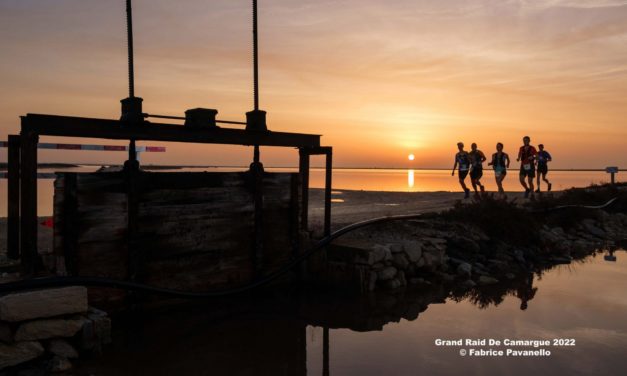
531,197 -> 618,213
0,213 -> 423,297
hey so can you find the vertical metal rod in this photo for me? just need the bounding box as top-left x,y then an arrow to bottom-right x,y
7,135 -> 21,260
323,327 -> 330,376
299,149 -> 310,231
129,139 -> 137,163
254,144 -> 260,164
252,145 -> 264,278
20,129 -> 38,274
252,0 -> 259,110
126,0 -> 135,98
324,149 -> 333,237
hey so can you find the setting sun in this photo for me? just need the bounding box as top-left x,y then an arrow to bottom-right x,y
408,154 -> 415,161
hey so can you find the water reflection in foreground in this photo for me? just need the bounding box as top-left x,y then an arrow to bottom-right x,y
76,249 -> 627,376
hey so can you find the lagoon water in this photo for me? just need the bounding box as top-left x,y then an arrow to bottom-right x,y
75,249 -> 627,375
0,166 -> 614,216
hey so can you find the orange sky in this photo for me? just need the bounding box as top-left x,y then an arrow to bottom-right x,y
1,0 -> 626,168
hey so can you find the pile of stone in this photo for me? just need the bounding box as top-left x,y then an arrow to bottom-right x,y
324,236 -> 449,292
0,286 -> 110,373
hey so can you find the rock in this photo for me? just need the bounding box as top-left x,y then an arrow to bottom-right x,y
438,272 -> 455,283
47,339 -> 78,359
14,318 -> 85,341
368,272 -> 378,292
371,262 -> 385,271
551,256 -> 572,264
378,267 -> 397,281
447,257 -> 465,266
424,237 -> 447,248
456,262 -> 472,278
449,236 -> 480,253
49,356 -> 72,372
551,227 -> 566,237
370,245 -> 390,264
389,243 -> 404,254
397,271 -> 407,286
0,322 -> 12,344
513,249 -> 525,264
415,258 -> 426,268
422,252 -> 443,270
409,278 -> 431,286
582,219 -> 606,239
402,241 -> 423,262
78,308 -> 112,351
0,287 -> 88,322
0,341 -> 44,370
392,253 -> 410,270
460,279 -> 476,289
384,278 -> 402,289
505,273 -> 516,280
478,276 -> 499,285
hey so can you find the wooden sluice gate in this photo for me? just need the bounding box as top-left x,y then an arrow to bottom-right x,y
5,113 -> 332,304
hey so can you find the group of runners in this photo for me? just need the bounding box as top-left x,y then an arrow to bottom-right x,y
452,136 -> 552,199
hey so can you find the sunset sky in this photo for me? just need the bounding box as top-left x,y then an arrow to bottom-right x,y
1,0 -> 626,168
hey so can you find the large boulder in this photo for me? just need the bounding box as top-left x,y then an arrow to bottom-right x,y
0,341 -> 44,370
392,253 -> 410,270
0,287 -> 88,322
48,339 -> 78,359
402,241 -> 423,262
14,318 -> 85,341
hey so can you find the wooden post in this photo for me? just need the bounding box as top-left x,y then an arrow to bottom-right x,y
298,148 -> 310,231
324,148 -> 333,237
62,173 -> 78,275
20,128 -> 39,275
7,135 -> 20,260
611,172 -> 615,185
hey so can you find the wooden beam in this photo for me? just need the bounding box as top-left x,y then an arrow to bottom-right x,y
22,114 -> 320,148
20,128 -> 38,274
7,135 -> 20,260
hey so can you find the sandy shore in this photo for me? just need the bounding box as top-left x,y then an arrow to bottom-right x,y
309,188 -> 530,231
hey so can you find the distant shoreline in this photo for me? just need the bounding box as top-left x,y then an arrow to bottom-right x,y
0,162 -> 614,172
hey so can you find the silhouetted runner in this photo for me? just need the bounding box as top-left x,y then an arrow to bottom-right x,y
488,142 -> 510,197
535,144 -> 552,193
517,136 -> 537,198
516,272 -> 537,311
452,142 -> 471,199
469,143 -> 486,197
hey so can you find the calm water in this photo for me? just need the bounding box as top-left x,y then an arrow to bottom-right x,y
0,166 -> 615,216
76,249 -> 627,375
